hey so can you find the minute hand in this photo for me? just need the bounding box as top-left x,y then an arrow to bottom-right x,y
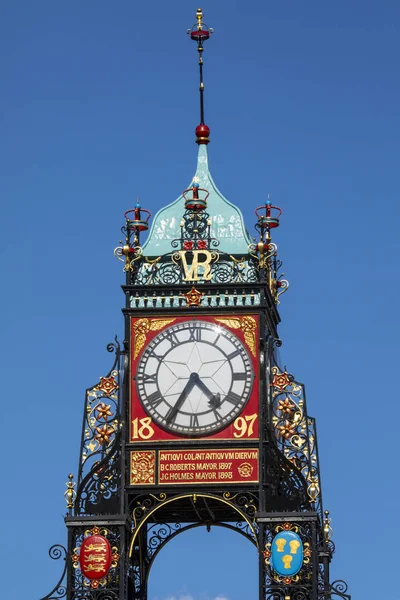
165,375 -> 197,424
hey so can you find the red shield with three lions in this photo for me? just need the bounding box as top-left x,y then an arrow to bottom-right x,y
79,534 -> 111,580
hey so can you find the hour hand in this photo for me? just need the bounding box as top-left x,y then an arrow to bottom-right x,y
208,393 -> 221,409
193,377 -> 221,408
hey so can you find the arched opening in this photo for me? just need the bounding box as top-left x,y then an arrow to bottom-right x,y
148,525 -> 258,600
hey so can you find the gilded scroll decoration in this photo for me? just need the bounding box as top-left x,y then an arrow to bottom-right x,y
133,317 -> 176,359
215,316 -> 257,357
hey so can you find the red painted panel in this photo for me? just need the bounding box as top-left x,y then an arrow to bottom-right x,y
79,535 -> 112,580
158,448 -> 259,484
130,314 -> 260,443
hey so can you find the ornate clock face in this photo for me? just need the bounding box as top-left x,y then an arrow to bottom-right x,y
135,320 -> 254,436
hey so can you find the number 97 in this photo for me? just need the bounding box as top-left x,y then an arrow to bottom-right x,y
233,413 -> 257,438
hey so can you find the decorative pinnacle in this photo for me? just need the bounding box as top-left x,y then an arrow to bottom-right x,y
187,8 -> 213,144
64,473 -> 76,512
323,510 -> 333,542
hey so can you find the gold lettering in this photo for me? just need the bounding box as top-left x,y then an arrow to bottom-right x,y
179,250 -> 214,281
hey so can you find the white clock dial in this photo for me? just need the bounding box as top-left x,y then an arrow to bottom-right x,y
135,320 -> 254,436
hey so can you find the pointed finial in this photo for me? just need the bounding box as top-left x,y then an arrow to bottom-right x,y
324,509 -> 333,542
187,8 -> 213,144
64,473 -> 76,512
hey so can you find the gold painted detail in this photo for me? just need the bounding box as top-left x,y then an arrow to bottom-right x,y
248,240 -> 289,304
271,367 -> 321,507
81,369 -> 119,467
133,317 -> 176,359
130,451 -> 156,485
65,473 -> 76,510
215,316 -> 257,357
183,286 -> 204,307
263,543 -> 271,564
97,375 -> 118,396
303,542 -> 311,564
95,424 -> 115,445
172,249 -> 218,281
271,370 -> 291,391
324,510 -> 333,542
237,462 -> 253,478
114,243 -> 143,272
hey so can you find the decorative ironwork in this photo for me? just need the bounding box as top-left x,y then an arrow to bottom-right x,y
73,341 -> 122,516
145,519 -> 256,574
325,580 -> 351,600
186,9 -> 213,143
271,366 -> 323,519
75,433 -> 121,515
65,474 -> 76,510
68,524 -> 122,600
263,519 -> 317,600
129,490 -> 259,554
128,490 -> 259,595
114,197 -> 288,292
39,545 -> 67,600
38,9 -> 354,600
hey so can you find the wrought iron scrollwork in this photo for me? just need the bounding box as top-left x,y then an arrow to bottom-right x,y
39,545 -> 67,600
74,341 -> 122,516
68,524 -> 121,600
327,580 -> 351,600
75,433 -> 122,515
126,251 -> 261,286
128,491 -> 260,595
115,196 -> 288,298
270,366 -> 323,518
263,520 -> 316,600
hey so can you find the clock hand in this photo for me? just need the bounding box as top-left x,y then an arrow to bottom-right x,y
165,373 -> 197,424
193,377 -> 221,407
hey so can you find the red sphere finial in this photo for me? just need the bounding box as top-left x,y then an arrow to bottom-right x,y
196,123 -> 210,145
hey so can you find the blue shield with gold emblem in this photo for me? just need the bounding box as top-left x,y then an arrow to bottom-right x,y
271,530 -> 303,577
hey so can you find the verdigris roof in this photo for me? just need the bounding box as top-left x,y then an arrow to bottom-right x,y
141,144 -> 252,257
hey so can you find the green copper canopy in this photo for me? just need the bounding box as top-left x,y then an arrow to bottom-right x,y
141,145 -> 252,257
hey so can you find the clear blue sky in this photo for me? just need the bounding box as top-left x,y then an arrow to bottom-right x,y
1,1 -> 399,599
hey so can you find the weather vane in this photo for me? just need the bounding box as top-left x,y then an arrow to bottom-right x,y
187,8 -> 213,144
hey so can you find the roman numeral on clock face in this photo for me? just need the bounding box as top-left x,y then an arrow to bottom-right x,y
224,391 -> 243,406
189,414 -> 200,428
146,391 -> 163,407
188,326 -> 202,342
232,372 -> 247,381
142,372 -> 157,384
227,349 -> 241,360
167,330 -> 181,347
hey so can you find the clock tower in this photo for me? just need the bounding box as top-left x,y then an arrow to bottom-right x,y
41,9 -> 350,600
